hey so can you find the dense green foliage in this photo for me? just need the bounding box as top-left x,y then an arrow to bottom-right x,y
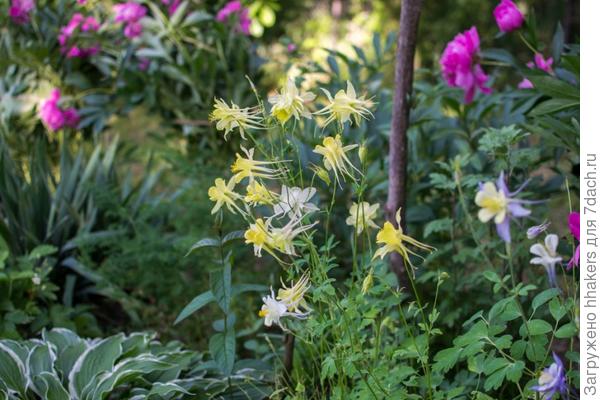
0,0 -> 579,399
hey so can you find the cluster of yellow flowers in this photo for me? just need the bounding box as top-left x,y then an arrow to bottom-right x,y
207,77 -> 432,328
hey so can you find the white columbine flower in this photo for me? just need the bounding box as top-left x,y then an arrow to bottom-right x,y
258,289 -> 307,328
530,234 -> 562,287
269,218 -> 318,256
273,185 -> 319,219
346,201 -> 379,234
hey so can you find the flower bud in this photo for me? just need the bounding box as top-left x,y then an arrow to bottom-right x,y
361,268 -> 374,295
358,144 -> 367,164
312,166 -> 331,186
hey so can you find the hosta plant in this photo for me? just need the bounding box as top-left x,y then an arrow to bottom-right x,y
0,328 -> 196,399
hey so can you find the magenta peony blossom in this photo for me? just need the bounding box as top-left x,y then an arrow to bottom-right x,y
58,13 -> 101,58
567,212 -> 580,269
493,0 -> 524,33
39,89 -> 80,131
519,53 -> 553,89
161,0 -> 181,15
138,57 -> 150,71
216,0 -> 252,35
518,78 -> 533,89
113,2 -> 146,38
9,0 -> 35,25
440,26 -> 492,103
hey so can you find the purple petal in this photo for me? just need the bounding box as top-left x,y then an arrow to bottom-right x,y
496,171 -> 509,196
496,219 -> 511,243
508,202 -> 531,218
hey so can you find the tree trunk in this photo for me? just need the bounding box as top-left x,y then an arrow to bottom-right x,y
386,0 -> 423,288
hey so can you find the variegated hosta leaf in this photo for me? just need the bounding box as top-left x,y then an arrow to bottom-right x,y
0,342 -> 27,397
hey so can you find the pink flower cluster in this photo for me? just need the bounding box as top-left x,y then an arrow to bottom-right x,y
440,27 -> 492,103
9,0 -> 35,25
113,2 -> 147,39
161,0 -> 182,16
216,1 -> 251,35
518,53 -> 554,89
58,13 -> 101,58
493,0 -> 524,33
39,89 -> 79,131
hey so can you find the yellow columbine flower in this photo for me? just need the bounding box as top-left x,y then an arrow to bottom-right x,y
231,147 -> 281,183
313,134 -> 359,184
346,202 -> 379,234
244,181 -> 276,206
268,77 -> 316,124
316,81 -> 373,127
475,182 -> 508,224
209,98 -> 263,140
244,218 -> 271,257
373,209 -> 434,267
277,273 -> 311,313
208,177 -> 241,214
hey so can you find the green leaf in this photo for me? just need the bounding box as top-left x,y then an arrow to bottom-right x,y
524,319 -> 553,336
185,238 -> 220,256
529,98 -> 579,116
32,372 -> 70,400
209,330 -> 235,375
505,361 -> 524,383
555,323 -> 577,338
433,347 -> 462,373
147,382 -> 192,399
424,218 -> 453,238
174,291 -> 215,325
28,244 -> 58,260
0,343 -> 26,396
549,298 -> 567,321
532,288 -> 561,312
68,334 -> 124,398
482,271 -> 501,284
484,367 -> 506,391
211,260 -> 232,313
221,230 -> 245,246
528,75 -> 579,100
27,344 -> 54,379
320,356 -> 337,383
90,355 -> 174,399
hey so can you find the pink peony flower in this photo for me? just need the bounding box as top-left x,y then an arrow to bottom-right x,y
216,0 -> 252,35
63,107 -> 80,128
138,57 -> 150,71
161,0 -> 181,15
440,26 -> 492,103
518,78 -> 533,89
9,0 -> 35,25
114,2 -> 146,38
519,54 -> 553,89
493,0 -> 524,33
567,212 -> 580,269
58,13 -> 101,58
39,89 -> 80,131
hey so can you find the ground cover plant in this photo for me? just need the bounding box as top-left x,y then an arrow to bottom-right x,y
1,0 -> 579,399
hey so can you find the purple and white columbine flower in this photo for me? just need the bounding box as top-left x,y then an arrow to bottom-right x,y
527,220 -> 550,239
530,234 -> 562,288
532,353 -> 568,399
474,171 -> 532,243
